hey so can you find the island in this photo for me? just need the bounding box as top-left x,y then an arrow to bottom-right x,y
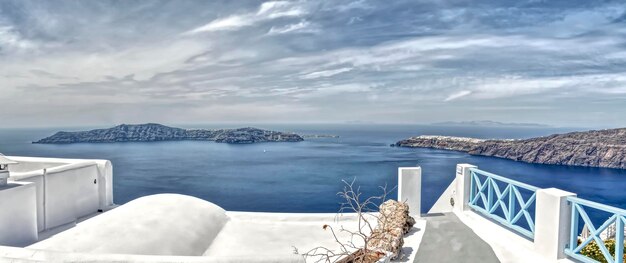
34,123 -> 304,144
394,128 -> 626,169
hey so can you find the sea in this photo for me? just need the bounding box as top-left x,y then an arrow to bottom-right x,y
0,124 -> 624,224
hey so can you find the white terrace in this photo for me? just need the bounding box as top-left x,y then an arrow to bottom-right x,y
0,156 -> 624,262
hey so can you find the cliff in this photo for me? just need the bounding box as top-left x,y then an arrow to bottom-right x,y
34,123 -> 304,144
395,128 -> 626,169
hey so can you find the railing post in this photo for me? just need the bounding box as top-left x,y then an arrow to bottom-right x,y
398,167 -> 421,217
454,164 -> 477,213
616,216 -> 624,263
534,188 -> 576,260
569,203 -> 579,256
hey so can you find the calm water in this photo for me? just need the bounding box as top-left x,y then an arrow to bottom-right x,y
1,124 -> 625,221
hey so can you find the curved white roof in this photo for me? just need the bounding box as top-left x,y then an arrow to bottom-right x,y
24,193 -> 425,262
30,194 -> 228,256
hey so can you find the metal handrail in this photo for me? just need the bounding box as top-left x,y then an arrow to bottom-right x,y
567,196 -> 626,216
469,168 -> 539,191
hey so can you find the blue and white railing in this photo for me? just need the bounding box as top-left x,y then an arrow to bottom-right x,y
565,197 -> 626,263
449,164 -> 626,263
468,168 -> 538,239
401,163 -> 626,262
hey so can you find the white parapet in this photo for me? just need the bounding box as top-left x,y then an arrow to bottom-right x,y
0,181 -> 38,246
398,167 -> 421,217
7,156 -> 114,233
534,188 -> 576,261
454,164 -> 477,213
428,178 -> 456,214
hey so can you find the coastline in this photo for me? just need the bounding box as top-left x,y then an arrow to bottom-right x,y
394,128 -> 626,170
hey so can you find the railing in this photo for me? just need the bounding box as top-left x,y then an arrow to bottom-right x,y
468,168 -> 539,239
565,197 -> 626,263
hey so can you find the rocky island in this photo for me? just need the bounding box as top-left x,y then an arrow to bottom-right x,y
34,123 -> 304,144
394,128 -> 626,169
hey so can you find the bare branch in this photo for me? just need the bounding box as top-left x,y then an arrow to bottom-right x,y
296,178 -> 407,263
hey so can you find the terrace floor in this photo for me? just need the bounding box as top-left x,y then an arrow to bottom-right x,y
455,210 -> 578,263
415,213 -> 500,263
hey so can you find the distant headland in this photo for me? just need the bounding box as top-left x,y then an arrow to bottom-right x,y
33,123 -> 304,144
431,120 -> 550,128
394,128 -> 626,169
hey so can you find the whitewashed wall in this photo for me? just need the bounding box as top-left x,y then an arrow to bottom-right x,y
7,157 -> 114,232
0,182 -> 38,246
8,161 -> 66,173
428,178 -> 456,214
11,171 -> 45,231
45,163 -> 101,229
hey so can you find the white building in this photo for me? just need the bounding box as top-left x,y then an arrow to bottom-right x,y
0,156 -> 623,262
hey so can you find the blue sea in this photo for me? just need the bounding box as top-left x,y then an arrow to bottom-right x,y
1,124 -> 625,221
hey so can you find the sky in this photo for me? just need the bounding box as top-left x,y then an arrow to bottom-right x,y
1,0 -> 626,128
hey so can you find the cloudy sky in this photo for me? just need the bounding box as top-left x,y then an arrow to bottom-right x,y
1,0 -> 626,128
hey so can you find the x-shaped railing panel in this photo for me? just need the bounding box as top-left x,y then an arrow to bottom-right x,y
468,168 -> 538,239
565,197 -> 626,263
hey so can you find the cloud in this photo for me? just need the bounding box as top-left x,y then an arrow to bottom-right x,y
332,0 -> 373,12
347,17 -> 363,25
444,90 -> 472,101
185,1 -> 306,34
293,83 -> 372,99
267,20 -> 316,35
256,1 -> 306,18
0,25 -> 36,53
2,0 -> 626,127
186,15 -> 254,33
301,67 -> 352,79
526,4 -> 625,37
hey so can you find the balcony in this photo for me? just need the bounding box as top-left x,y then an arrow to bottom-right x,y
0,156 -> 624,262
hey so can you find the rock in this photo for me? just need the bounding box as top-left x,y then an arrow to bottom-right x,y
336,249 -> 386,263
368,228 -> 404,259
395,135 -> 485,152
394,128 -> 626,169
377,200 -> 415,235
367,200 -> 416,260
33,123 -> 304,144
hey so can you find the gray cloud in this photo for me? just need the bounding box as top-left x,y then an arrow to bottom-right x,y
1,0 -> 626,127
